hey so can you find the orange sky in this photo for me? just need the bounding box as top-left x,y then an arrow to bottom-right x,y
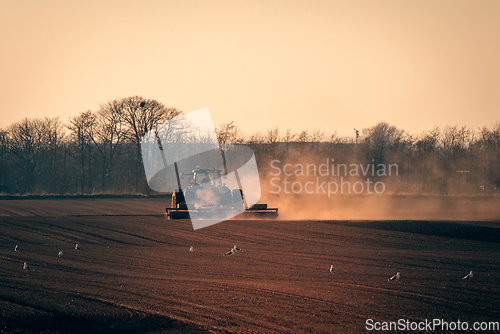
1,0 -> 499,137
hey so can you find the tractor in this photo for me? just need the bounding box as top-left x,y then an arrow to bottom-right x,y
166,166 -> 278,220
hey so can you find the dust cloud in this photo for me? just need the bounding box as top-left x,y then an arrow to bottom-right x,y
253,147 -> 500,221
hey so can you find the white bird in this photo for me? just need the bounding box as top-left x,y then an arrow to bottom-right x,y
75,244 -> 81,251
224,248 -> 235,256
23,262 -> 32,271
189,246 -> 194,252
388,272 -> 400,281
15,245 -> 20,252
234,245 -> 243,252
462,270 -> 473,280
330,265 -> 335,273
58,251 -> 63,257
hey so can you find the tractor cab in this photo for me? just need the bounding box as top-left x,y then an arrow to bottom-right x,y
189,168 -> 225,187
177,166 -> 231,210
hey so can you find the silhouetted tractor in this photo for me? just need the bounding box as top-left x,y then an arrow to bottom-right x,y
166,166 -> 278,220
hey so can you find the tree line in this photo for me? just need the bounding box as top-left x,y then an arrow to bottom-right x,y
0,97 -> 498,195
217,121 -> 500,196
0,96 -> 181,195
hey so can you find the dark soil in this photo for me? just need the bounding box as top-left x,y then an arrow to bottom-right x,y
1,199 -> 499,333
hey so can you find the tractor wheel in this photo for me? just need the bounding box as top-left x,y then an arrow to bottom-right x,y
171,191 -> 185,208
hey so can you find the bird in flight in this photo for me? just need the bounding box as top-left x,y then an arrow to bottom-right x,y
224,248 -> 235,256
58,251 -> 64,257
462,270 -> 473,280
23,262 -> 33,271
388,272 -> 400,281
75,244 -> 82,251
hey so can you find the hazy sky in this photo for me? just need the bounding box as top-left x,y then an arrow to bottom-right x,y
1,0 -> 499,137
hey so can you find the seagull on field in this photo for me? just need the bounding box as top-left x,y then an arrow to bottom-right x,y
58,251 -> 64,257
388,272 -> 400,281
233,245 -> 242,252
330,265 -> 335,273
15,245 -> 20,252
75,244 -> 82,251
224,248 -> 235,256
189,246 -> 194,252
23,262 -> 32,271
462,270 -> 473,280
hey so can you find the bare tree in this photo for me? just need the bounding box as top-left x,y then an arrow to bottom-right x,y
478,122 -> 500,193
416,127 -> 440,154
362,122 -> 404,166
41,117 -> 65,193
247,131 -> 266,144
0,127 -> 8,193
91,100 -> 125,190
266,127 -> 280,144
7,118 -> 47,193
442,125 -> 471,194
282,129 -> 295,143
216,121 -> 245,146
118,96 -> 182,192
67,111 -> 96,194
415,128 -> 441,193
57,134 -> 71,194
327,132 -> 353,144
310,128 -> 326,142
296,130 -> 310,143
119,96 -> 181,146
